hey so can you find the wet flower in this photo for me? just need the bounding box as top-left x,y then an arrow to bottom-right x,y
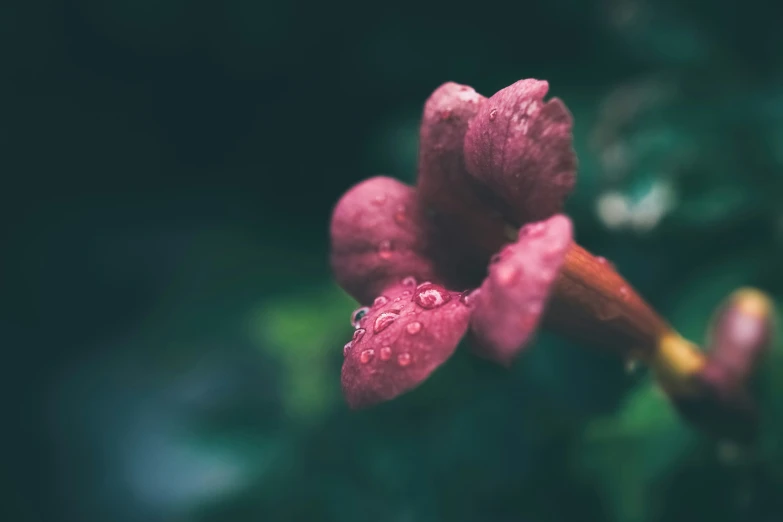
329,78 -> 775,442
332,80 -> 576,408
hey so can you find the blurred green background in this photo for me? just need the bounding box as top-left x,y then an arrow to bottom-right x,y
4,0 -> 783,521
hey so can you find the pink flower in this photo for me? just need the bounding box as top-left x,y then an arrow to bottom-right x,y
329,78 -> 775,444
331,79 -> 578,409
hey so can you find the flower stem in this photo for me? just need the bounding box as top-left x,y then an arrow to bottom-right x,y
544,243 -> 707,393
543,244 -> 775,443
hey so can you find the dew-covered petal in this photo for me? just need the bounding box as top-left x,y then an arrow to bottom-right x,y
341,282 -> 471,409
463,79 -> 577,226
330,176 -> 439,304
469,214 -> 573,366
416,82 -> 509,285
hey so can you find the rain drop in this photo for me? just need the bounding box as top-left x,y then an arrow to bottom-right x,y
372,194 -> 387,206
440,108 -> 453,120
489,108 -> 498,121
373,296 -> 389,308
406,321 -> 422,335
414,283 -> 452,309
517,314 -> 537,332
380,346 -> 392,360
359,349 -> 374,364
378,240 -> 393,260
373,311 -> 400,333
491,246 -> 514,264
343,342 -> 352,357
459,289 -> 479,306
495,264 -> 520,286
597,256 -> 617,270
351,307 -> 370,328
353,328 -> 366,343
619,286 -> 630,300
393,205 -> 407,224
523,222 -> 546,237
397,353 -> 412,366
402,276 -> 417,287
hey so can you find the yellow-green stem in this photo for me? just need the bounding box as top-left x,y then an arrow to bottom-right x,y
544,243 -> 706,396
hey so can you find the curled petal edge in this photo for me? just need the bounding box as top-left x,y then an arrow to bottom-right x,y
341,280 -> 472,409
470,214 -> 574,366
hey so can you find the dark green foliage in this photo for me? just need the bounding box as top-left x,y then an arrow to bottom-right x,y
6,0 -> 783,521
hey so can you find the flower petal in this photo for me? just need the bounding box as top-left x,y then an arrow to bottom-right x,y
341,281 -> 472,408
463,79 -> 577,226
416,82 -> 509,283
469,214 -> 573,366
330,176 -> 439,304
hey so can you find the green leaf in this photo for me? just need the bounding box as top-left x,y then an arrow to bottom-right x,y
578,380 -> 696,522
249,284 -> 356,423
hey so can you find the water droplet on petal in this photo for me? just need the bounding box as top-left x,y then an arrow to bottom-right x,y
378,240 -> 393,260
495,264 -> 520,286
343,342 -> 352,357
351,307 -> 370,328
360,349 -> 374,364
353,328 -> 366,343
393,205 -> 407,224
397,352 -> 411,366
597,256 -> 617,269
491,245 -> 514,265
516,311 -> 537,330
372,194 -> 387,206
619,286 -> 630,300
489,108 -> 498,121
373,311 -> 400,333
402,276 -> 417,287
380,346 -> 392,360
522,222 -> 546,237
373,296 -> 389,308
414,283 -> 452,309
460,289 -> 480,306
406,321 -> 422,335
